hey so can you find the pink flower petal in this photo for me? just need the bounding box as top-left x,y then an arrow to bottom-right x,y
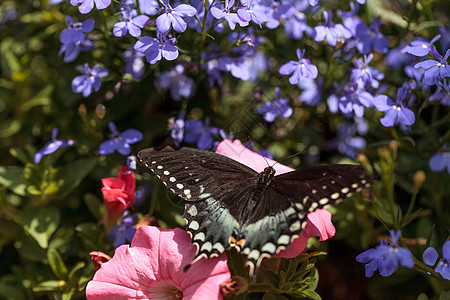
86,226 -> 230,300
275,210 -> 335,258
215,139 -> 294,174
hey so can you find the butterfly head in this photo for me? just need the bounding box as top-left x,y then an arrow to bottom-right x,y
263,166 -> 276,177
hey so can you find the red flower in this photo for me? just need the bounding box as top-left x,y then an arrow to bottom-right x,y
101,166 -> 135,227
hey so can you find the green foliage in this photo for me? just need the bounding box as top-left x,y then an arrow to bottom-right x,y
0,0 -> 449,298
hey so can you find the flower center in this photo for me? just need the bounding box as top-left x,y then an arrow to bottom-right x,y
148,280 -> 183,300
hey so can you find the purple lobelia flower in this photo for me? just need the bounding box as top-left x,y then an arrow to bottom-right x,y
211,0 -> 249,30
415,49 -> 450,85
327,118 -> 367,159
134,184 -> 151,207
138,0 -> 160,16
168,115 -> 185,146
298,77 -> 323,106
264,0 -> 293,29
327,83 -> 374,118
355,17 -> 388,54
401,34 -> 441,57
429,81 -> 450,105
236,0 -> 270,27
339,2 -> 362,37
373,88 -> 415,127
60,16 -> 94,45
155,64 -> 195,100
435,241 -> 450,280
70,0 -> 111,14
356,230 -> 414,278
123,48 -> 146,80
59,16 -> 95,62
184,118 -> 219,150
350,54 -> 384,89
284,11 -> 313,40
113,6 -> 150,37
385,44 -> 413,69
71,63 -> 108,97
429,144 -> 450,174
279,49 -> 318,84
314,11 -> 351,47
59,39 -> 95,63
35,128 -> 74,163
156,0 -> 197,34
257,87 -> 292,122
108,212 -> 137,248
134,32 -> 178,64
423,240 -> 450,280
99,122 -> 143,156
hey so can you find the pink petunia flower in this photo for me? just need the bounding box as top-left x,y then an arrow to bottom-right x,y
86,226 -> 230,300
215,139 -> 336,258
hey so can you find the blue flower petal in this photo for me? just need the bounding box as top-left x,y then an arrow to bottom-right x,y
423,247 -> 439,266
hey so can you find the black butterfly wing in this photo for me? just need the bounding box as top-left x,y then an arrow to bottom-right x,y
240,164 -> 374,276
183,187 -> 256,265
138,146 -> 259,202
138,146 -> 259,262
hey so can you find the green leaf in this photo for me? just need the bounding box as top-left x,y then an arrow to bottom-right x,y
47,248 -> 69,280
417,293 -> 429,300
75,223 -> 105,249
262,292 -> 289,300
15,230 -> 47,262
84,193 -> 104,220
0,166 -> 28,196
300,288 -> 322,300
62,290 -> 75,300
440,291 -> 450,300
69,262 -> 86,286
22,206 -> 60,249
0,282 -> 26,300
55,158 -> 97,199
307,267 -> 319,291
9,148 -> 29,165
21,85 -> 53,111
32,280 -> 62,292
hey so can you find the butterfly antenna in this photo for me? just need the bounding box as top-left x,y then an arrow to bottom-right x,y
274,145 -> 311,167
248,137 -> 270,167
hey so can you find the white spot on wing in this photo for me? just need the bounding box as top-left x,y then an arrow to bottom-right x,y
194,232 -> 205,241
176,183 -> 184,189
187,205 -> 198,216
341,187 -> 349,194
201,242 -> 212,252
331,192 -> 340,200
247,249 -> 260,261
289,220 -> 301,232
199,193 -> 211,199
213,242 -> 225,253
188,220 -> 199,230
261,242 -> 277,254
169,177 -> 176,182
277,235 -> 290,245
319,198 -> 329,205
157,165 -> 163,169
163,170 -> 170,176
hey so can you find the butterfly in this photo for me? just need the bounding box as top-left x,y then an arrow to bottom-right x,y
138,146 -> 376,278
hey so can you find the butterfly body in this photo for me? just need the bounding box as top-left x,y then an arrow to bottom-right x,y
138,146 -> 375,278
